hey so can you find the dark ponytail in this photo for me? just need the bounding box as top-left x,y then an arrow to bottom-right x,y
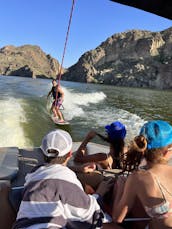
122,135 -> 147,172
96,132 -> 125,169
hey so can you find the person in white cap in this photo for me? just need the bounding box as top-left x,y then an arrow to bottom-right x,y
13,129 -> 122,229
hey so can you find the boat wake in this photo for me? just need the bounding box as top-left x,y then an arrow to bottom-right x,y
47,87 -> 107,121
47,86 -> 145,141
0,97 -> 32,148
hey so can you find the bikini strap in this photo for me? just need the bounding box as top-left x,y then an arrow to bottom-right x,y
154,175 -> 167,201
149,171 -> 172,199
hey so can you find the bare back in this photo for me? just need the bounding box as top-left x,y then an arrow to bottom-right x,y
133,165 -> 172,228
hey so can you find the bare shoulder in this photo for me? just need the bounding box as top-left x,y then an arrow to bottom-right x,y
128,170 -> 147,177
127,170 -> 150,186
58,86 -> 63,91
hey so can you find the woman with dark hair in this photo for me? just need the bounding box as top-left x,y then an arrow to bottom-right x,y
74,121 -> 127,170
112,120 -> 172,229
71,121 -> 127,194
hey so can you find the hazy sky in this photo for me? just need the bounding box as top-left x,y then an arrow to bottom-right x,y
0,0 -> 171,67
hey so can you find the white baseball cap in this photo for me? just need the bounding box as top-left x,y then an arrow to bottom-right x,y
40,129 -> 72,157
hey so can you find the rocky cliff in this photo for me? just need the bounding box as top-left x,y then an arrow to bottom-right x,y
0,45 -> 61,78
62,27 -> 172,89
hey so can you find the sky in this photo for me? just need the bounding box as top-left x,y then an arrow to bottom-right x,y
0,0 -> 172,68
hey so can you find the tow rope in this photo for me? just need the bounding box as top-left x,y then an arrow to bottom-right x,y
54,0 -> 76,107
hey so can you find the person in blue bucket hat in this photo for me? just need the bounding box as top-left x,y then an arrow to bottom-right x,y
111,120 -> 172,229
74,121 -> 127,169
105,121 -> 127,141
72,121 -> 127,193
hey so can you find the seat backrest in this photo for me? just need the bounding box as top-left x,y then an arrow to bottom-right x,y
0,147 -> 19,181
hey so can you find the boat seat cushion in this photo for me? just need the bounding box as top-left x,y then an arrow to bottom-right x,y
0,147 -> 19,181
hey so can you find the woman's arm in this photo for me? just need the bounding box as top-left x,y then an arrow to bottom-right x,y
69,162 -> 96,173
74,152 -> 108,163
74,130 -> 97,160
112,174 -> 137,223
77,131 -> 97,151
74,130 -> 110,167
47,88 -> 52,98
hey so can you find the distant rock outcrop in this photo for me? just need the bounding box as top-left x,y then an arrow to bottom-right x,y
0,45 -> 61,78
62,27 -> 172,89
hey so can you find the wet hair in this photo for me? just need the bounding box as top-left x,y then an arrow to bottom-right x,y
96,132 -> 125,169
121,135 -> 171,173
44,149 -> 69,164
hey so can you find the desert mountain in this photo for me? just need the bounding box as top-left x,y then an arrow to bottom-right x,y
62,27 -> 172,89
0,45 -> 61,79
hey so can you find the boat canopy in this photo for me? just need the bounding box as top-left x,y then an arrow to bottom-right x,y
110,0 -> 172,20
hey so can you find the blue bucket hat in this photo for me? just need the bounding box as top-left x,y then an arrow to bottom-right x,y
105,121 -> 126,140
140,120 -> 172,149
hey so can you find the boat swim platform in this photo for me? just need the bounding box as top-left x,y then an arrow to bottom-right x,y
0,142 -> 122,187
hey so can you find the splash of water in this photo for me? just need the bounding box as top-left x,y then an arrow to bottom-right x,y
46,86 -> 145,141
47,87 -> 107,120
0,97 -> 31,147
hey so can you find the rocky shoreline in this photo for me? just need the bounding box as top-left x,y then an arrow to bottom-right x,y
1,27 -> 172,90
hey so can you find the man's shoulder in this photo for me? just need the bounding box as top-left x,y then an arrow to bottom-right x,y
51,164 -> 78,178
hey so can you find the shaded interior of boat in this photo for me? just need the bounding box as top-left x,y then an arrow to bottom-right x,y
1,142 -> 168,229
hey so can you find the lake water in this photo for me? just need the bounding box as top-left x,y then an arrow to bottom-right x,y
0,75 -> 171,148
